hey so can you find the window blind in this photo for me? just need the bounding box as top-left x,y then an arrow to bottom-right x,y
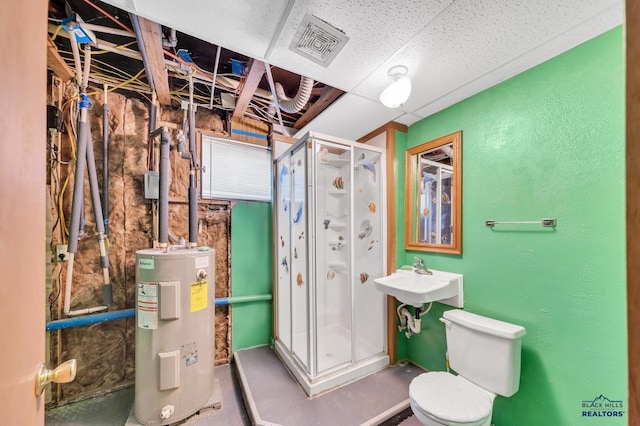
201,135 -> 272,202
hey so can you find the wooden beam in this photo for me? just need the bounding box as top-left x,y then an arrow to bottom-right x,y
232,59 -> 266,120
293,86 -> 344,129
136,16 -> 171,105
47,38 -> 74,81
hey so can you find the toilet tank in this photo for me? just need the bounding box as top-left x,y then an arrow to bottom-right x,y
442,309 -> 526,397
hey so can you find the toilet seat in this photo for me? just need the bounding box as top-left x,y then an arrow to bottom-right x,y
409,372 -> 494,425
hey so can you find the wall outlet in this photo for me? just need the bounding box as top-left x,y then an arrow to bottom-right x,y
55,244 -> 68,262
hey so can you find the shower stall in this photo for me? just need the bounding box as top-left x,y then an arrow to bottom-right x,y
274,132 -> 388,396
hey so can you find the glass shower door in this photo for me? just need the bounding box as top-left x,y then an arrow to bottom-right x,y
314,141 -> 352,374
353,146 -> 385,361
275,156 -> 291,352
290,145 -> 309,372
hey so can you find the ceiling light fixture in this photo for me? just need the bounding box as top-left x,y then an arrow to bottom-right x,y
379,65 -> 411,108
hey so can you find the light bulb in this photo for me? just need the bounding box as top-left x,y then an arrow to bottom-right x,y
379,75 -> 411,108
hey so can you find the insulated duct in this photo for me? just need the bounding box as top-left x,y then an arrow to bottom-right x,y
274,76 -> 314,113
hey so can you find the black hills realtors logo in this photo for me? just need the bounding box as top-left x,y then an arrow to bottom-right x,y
582,394 -> 624,418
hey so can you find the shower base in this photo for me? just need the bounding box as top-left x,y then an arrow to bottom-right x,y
274,330 -> 389,397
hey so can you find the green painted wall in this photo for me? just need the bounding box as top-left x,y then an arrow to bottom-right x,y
397,27 -> 626,425
394,128 -> 409,362
230,201 -> 273,352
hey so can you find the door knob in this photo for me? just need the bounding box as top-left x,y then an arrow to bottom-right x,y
35,359 -> 77,396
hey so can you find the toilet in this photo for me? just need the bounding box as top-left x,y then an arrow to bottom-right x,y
409,309 -> 526,425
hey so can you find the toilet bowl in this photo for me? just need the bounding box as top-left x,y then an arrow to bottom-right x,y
409,372 -> 495,426
407,309 -> 526,425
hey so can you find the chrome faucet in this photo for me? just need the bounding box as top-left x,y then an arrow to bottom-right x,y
413,257 -> 432,275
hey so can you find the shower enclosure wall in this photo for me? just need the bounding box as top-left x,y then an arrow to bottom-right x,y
274,132 -> 388,396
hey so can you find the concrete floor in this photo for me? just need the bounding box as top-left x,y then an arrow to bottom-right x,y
45,364 -> 250,426
45,348 -> 423,426
235,345 -> 425,426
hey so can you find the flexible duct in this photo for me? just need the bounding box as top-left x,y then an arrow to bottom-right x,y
274,76 -> 314,113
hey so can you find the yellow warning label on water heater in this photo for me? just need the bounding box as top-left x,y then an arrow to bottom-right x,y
190,280 -> 208,312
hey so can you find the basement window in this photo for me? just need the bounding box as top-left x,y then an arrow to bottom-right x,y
201,135 -> 272,202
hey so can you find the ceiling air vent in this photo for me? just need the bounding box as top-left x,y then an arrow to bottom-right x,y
289,14 -> 349,67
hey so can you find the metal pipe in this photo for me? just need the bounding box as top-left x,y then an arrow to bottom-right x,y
187,76 -> 198,246
158,127 -> 170,246
209,45 -> 221,109
46,295 -> 272,331
102,85 -> 109,237
162,28 -> 178,48
149,98 -> 157,135
129,13 -> 155,93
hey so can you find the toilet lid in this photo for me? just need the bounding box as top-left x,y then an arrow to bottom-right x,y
409,372 -> 493,424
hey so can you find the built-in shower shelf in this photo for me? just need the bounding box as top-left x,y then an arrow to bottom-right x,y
320,158 -> 350,167
328,222 -> 346,229
327,262 -> 348,273
327,189 -> 347,196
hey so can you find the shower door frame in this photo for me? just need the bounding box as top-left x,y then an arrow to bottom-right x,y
273,132 -> 389,396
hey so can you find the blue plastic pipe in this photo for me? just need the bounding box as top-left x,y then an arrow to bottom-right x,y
46,295 -> 272,331
46,308 -> 135,331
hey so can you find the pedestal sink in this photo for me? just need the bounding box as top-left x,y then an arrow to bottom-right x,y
374,269 -> 463,308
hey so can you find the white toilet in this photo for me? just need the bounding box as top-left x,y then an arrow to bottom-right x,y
409,309 -> 526,426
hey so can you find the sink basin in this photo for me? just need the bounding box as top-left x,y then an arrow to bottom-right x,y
374,269 -> 463,308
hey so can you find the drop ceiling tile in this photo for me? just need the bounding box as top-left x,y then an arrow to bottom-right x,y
353,0 -> 622,113
267,0 -> 455,91
394,113 -> 424,127
294,93 -> 404,141
414,1 -> 623,118
103,0 -> 290,60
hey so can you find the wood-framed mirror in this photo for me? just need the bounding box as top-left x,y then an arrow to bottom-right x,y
405,131 -> 462,254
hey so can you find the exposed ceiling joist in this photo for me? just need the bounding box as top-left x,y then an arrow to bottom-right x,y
136,16 -> 171,105
47,37 -> 74,81
232,59 -> 266,120
294,86 -> 343,129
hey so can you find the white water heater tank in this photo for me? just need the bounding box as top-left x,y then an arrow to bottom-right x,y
134,247 -> 215,425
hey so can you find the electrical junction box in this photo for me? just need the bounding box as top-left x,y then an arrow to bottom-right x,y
61,16 -> 96,45
56,244 -> 68,262
144,171 -> 159,200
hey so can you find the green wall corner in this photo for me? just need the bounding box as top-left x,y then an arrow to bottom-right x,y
230,201 -> 273,353
397,27 -> 626,425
